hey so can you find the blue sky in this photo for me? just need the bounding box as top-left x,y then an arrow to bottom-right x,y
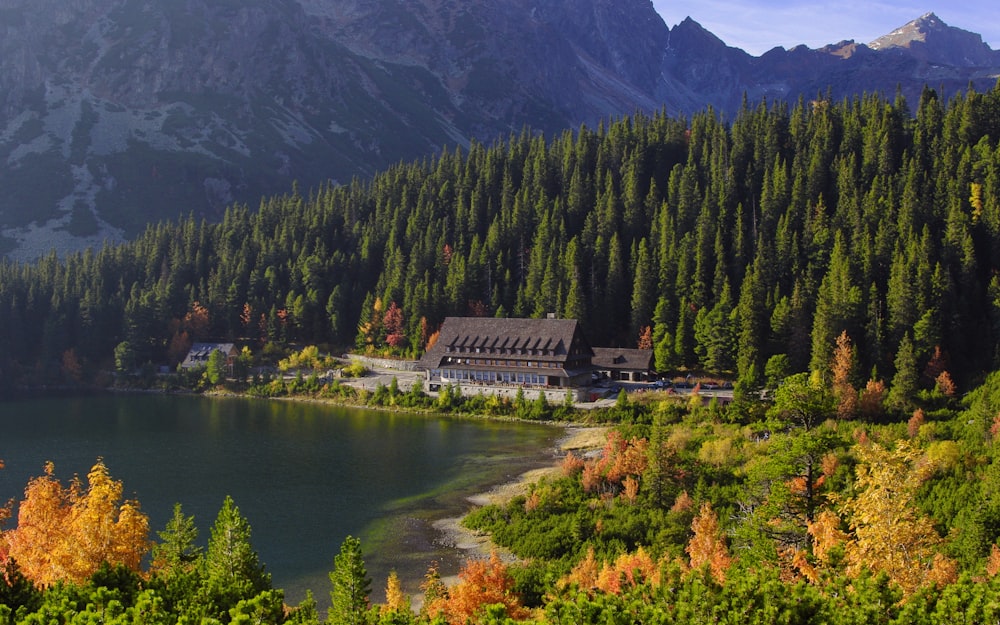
651,1 -> 1000,56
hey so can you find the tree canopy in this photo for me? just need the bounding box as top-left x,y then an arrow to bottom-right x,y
3,85 -> 1000,401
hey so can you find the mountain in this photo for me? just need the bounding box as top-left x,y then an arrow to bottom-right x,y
0,2 -> 998,260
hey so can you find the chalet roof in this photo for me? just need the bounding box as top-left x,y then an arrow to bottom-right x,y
180,342 -> 237,368
419,316 -> 593,369
591,347 -> 654,371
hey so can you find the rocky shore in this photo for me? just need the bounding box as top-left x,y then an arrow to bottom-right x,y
431,426 -> 609,573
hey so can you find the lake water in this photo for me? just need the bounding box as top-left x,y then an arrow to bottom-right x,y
0,393 -> 562,603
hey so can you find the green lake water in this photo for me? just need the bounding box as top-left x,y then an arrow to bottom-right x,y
0,393 -> 562,603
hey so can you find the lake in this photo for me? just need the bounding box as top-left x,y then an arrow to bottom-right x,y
0,393 -> 562,603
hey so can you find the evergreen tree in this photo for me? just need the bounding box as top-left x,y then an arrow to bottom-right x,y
888,333 -> 919,412
328,535 -> 372,625
151,503 -> 201,576
203,496 -> 270,614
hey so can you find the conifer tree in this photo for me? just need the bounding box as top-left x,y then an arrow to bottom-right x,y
204,496 -> 270,613
328,535 -> 371,625
151,502 -> 201,577
888,334 -> 919,412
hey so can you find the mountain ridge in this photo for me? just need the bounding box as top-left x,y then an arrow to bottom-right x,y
0,1 -> 998,260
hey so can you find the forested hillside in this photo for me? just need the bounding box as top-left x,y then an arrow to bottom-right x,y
3,85 -> 1000,395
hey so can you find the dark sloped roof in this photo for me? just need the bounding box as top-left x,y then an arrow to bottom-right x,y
591,347 -> 654,370
181,342 -> 237,367
419,317 -> 592,369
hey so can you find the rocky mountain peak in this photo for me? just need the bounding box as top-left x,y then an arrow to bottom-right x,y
869,12 -> 999,67
1,1 -> 999,261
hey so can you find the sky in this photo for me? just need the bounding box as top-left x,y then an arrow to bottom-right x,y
651,1 -> 1000,56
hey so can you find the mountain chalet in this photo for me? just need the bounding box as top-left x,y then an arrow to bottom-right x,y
418,317 -> 652,400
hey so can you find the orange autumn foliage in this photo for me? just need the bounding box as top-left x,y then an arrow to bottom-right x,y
831,330 -> 858,418
670,490 -> 694,514
926,552 -> 959,588
858,379 -> 887,420
807,509 -> 848,566
580,430 -> 649,496
381,570 -> 411,616
425,329 -> 441,352
426,552 -> 527,625
986,544 -> 1000,578
935,371 -> 957,397
686,502 -> 732,583
621,476 -> 640,504
2,460 -> 150,587
564,547 -> 601,592
560,451 -> 585,477
789,548 -> 818,583
595,548 -> 659,594
907,409 -> 926,439
563,546 -> 660,596
637,325 -> 653,350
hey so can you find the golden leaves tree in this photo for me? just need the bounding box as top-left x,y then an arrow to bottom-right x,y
380,570 -> 411,619
838,441 -> 952,595
3,460 -> 150,587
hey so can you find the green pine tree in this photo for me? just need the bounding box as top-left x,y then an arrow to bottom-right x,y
203,496 -> 271,615
328,535 -> 372,625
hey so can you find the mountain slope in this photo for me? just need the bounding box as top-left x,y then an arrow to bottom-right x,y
0,2 -> 998,260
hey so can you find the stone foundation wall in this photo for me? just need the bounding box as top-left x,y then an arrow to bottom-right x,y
444,383 -> 591,403
345,354 -> 420,372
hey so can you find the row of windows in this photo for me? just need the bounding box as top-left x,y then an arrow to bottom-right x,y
446,345 -> 558,356
443,357 -> 562,369
432,368 -> 552,386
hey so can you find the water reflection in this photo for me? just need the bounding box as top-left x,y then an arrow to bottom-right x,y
0,394 -> 559,603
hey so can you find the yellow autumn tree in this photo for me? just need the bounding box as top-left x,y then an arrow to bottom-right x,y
3,459 -> 150,586
2,462 -> 72,585
838,441 -> 952,595
380,570 -> 411,617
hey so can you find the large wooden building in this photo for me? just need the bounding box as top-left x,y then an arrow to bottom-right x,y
419,317 -> 596,391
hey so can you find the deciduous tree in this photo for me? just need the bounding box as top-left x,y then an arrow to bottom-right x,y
3,460 -> 149,587
429,552 -> 526,625
687,502 -> 732,583
830,330 -> 858,418
839,441 -> 951,595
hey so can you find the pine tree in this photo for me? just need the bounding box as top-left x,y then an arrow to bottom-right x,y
887,333 -> 919,412
151,502 -> 201,577
328,535 -> 372,625
204,496 -> 270,613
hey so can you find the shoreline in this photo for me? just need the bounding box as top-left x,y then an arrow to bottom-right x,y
429,426 -> 609,581
4,383 -> 609,604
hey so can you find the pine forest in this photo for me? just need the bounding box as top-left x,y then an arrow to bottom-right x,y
5,85 -> 1000,623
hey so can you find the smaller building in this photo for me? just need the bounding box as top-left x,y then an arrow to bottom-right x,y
591,347 -> 654,382
180,343 -> 238,372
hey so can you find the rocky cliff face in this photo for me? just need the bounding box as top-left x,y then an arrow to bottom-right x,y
0,2 -> 997,259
